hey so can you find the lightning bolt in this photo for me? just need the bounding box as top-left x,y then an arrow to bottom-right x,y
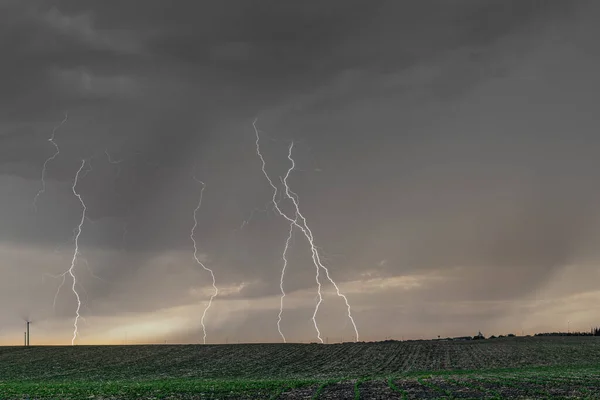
277,221 -> 294,343
47,159 -> 88,346
190,178 -> 218,344
252,119 -> 360,343
33,112 -> 68,212
283,142 -> 359,342
67,160 -> 88,345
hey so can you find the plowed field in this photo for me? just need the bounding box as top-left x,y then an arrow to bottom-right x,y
1,336 -> 599,399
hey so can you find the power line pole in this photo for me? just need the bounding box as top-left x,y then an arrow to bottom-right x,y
24,332 -> 26,347
26,321 -> 30,346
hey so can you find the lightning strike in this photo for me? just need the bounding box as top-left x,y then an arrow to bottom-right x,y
277,221 -> 294,343
282,141 -> 360,342
252,119 -> 323,342
190,178 -> 218,344
252,119 -> 360,343
45,160 -> 88,344
45,260 -> 103,315
66,160 -> 88,345
33,112 -> 68,211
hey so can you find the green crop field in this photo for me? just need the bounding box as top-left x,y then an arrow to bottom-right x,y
1,336 -> 600,399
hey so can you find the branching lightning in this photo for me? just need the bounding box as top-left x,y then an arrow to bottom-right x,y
283,141 -> 359,342
190,178 -> 218,344
33,112 -> 68,212
252,118 -> 360,343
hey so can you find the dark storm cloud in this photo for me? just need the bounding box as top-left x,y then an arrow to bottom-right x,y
3,0 -> 575,126
1,0 -> 581,183
0,0 -> 589,233
0,2 -> 142,118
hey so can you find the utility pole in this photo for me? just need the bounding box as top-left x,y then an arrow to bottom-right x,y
24,332 -> 26,347
26,321 -> 30,346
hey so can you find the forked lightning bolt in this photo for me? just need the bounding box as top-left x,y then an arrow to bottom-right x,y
190,178 -> 218,344
252,120 -> 323,341
33,112 -> 68,211
283,142 -> 359,342
253,119 -> 360,343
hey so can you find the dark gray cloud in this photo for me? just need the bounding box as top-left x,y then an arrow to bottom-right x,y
1,0 -> 600,344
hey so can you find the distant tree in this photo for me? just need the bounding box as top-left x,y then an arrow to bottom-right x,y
507,333 -> 516,337
473,331 -> 485,340
535,330 -> 595,337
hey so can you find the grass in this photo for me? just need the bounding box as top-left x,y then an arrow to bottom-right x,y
311,377 -> 351,399
387,375 -> 408,399
445,376 -> 502,399
417,375 -> 455,398
353,376 -> 371,399
1,336 -> 600,398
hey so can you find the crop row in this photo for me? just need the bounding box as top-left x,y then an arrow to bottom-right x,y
3,367 -> 600,399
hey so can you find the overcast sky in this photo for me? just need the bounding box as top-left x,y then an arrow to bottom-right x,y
2,0 -> 600,345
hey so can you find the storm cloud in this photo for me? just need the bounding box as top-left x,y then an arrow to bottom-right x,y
1,0 -> 600,345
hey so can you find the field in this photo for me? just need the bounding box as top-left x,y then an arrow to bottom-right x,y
1,336 -> 600,399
